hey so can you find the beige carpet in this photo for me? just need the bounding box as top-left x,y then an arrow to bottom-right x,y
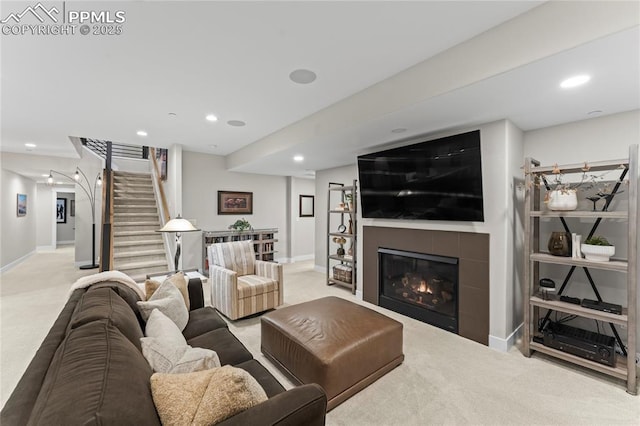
1,248 -> 639,424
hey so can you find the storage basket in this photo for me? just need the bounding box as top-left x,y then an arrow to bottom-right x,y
333,264 -> 352,283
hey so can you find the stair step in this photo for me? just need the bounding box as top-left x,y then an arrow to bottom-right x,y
114,189 -> 154,196
114,171 -> 151,177
114,230 -> 158,237
114,248 -> 165,258
114,239 -> 164,248
113,221 -> 160,227
113,205 -> 158,211
113,198 -> 156,205
116,259 -> 168,270
113,213 -> 159,218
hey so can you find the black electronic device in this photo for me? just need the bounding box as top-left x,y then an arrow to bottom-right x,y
559,295 -> 581,305
539,278 -> 555,288
580,298 -> 622,315
542,322 -> 615,367
357,130 -> 484,221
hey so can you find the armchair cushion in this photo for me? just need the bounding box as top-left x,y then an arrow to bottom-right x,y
237,275 -> 277,298
209,240 -> 255,276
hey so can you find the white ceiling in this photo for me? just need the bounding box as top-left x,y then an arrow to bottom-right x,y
1,1 -> 639,180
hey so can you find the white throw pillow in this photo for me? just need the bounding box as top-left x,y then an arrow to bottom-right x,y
141,309 -> 220,374
137,280 -> 189,330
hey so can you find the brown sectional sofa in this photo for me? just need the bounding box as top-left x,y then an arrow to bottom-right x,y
1,280 -> 327,425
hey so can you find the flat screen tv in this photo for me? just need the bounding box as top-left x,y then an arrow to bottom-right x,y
357,130 -> 484,221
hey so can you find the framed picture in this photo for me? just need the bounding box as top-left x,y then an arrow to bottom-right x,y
17,193 -> 27,217
218,191 -> 253,215
56,198 -> 67,223
299,194 -> 314,217
70,200 -> 76,217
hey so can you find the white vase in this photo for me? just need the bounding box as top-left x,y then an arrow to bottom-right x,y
547,190 -> 578,211
581,244 -> 615,262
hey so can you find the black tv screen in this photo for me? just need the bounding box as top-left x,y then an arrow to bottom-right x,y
357,130 -> 484,221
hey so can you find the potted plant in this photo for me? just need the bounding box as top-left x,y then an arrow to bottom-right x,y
228,218 -> 252,232
344,193 -> 353,211
581,236 -> 615,262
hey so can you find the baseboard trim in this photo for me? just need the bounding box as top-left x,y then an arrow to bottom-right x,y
0,250 -> 35,273
37,245 -> 56,252
57,240 -> 75,245
489,323 -> 523,352
292,254 -> 314,262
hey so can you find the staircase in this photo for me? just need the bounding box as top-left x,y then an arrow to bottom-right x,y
111,171 -> 169,282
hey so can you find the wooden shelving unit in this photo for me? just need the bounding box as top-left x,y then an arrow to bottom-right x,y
202,228 -> 278,275
522,144 -> 638,395
326,181 -> 357,294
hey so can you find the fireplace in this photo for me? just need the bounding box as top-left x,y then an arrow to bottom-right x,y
378,248 -> 458,333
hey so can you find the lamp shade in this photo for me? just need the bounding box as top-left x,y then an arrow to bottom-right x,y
158,215 -> 200,233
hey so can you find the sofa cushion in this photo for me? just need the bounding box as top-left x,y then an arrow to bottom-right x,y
209,240 -> 255,276
237,275 -> 277,297
87,281 -> 146,328
145,271 -> 190,310
151,366 -> 267,425
141,309 -> 220,373
183,306 -> 228,340
187,328 -> 254,366
27,319 -> 160,426
137,280 -> 188,330
70,287 -> 144,350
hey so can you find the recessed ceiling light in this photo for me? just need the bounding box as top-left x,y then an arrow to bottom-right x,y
560,74 -> 590,89
588,110 -> 603,115
25,143 -> 36,150
289,69 -> 317,84
227,120 -> 246,127
42,174 -> 50,177
168,112 -> 177,117
293,155 -> 304,162
208,144 -> 218,149
206,114 -> 218,122
137,130 -> 148,137
391,128 -> 407,134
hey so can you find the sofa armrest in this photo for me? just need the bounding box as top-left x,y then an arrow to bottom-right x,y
187,277 -> 205,310
255,260 -> 283,305
209,265 -> 238,316
217,384 -> 327,426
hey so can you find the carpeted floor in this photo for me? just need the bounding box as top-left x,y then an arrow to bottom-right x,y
1,247 -> 638,424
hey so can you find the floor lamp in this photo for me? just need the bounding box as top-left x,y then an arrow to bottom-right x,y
48,168 -> 102,269
158,215 -> 200,271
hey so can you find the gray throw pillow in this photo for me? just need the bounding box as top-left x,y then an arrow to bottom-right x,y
137,280 -> 189,331
141,309 -> 220,373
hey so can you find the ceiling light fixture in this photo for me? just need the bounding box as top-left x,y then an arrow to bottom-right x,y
25,143 -> 36,149
293,155 -> 304,162
227,120 -> 246,127
289,69 -> 317,84
137,130 -> 148,137
560,74 -> 590,89
206,114 -> 218,122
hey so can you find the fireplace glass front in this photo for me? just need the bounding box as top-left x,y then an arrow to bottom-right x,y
378,248 -> 458,333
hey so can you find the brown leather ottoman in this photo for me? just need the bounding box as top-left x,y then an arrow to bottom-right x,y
261,296 -> 404,411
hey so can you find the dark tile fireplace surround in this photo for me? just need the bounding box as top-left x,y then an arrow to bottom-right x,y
363,226 -> 490,345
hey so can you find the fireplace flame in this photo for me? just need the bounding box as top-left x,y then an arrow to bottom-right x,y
418,281 -> 432,294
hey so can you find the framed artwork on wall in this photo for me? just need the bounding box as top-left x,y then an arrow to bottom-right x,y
299,194 -> 314,217
57,198 -> 67,223
218,191 -> 253,215
17,193 -> 27,217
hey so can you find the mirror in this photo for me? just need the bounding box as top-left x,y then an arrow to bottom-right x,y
299,195 -> 314,217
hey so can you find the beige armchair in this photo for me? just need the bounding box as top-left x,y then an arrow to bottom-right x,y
207,240 -> 283,320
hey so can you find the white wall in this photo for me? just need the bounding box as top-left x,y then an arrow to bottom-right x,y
36,183 -> 56,250
290,177 -> 316,261
181,151 -> 288,271
523,109 -> 640,352
0,169 -> 37,270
